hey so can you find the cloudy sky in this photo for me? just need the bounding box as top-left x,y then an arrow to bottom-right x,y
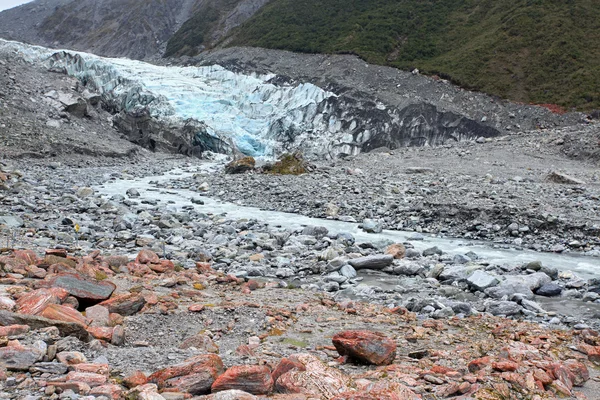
0,0 -> 34,12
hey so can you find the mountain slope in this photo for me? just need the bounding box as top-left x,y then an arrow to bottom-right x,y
221,0 -> 599,110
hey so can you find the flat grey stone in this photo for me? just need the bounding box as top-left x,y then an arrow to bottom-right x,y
348,254 -> 394,270
467,270 -> 499,291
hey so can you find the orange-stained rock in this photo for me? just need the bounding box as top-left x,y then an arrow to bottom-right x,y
272,357 -> 306,383
196,262 -> 213,273
211,365 -> 273,395
87,326 -> 113,341
65,371 -> 107,387
25,265 -> 46,279
13,250 -> 39,265
40,304 -> 89,326
127,262 -> 155,277
275,353 -> 351,397
73,363 -> 110,375
149,260 -> 174,273
332,330 -> 396,366
148,354 -> 224,387
56,351 -> 87,365
562,360 -> 589,386
136,249 -> 160,265
533,368 -> 553,385
89,384 -> 123,400
99,293 -> 146,316
492,360 -> 519,372
468,356 -> 491,373
0,325 -> 30,337
385,244 -> 406,259
124,370 -> 148,389
16,288 -> 69,315
188,304 -> 205,313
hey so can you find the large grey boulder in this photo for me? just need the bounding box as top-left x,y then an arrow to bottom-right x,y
348,255 -> 394,270
467,270 -> 499,291
486,301 -> 522,316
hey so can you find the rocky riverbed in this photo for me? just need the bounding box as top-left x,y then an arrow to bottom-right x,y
2,149 -> 600,398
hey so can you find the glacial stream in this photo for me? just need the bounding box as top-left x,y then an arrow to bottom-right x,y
95,165 -> 600,280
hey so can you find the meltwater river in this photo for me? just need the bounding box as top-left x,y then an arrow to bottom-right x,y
95,165 -> 600,279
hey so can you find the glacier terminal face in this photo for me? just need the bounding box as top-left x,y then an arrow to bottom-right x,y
0,39 -> 500,159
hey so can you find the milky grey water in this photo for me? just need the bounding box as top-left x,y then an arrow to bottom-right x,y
96,165 -> 599,279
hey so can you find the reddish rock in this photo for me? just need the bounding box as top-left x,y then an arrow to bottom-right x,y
0,296 -> 16,311
332,330 -> 396,365
46,249 -> 68,258
211,365 -> 273,395
72,363 -> 109,375
87,326 -> 113,341
0,324 -> 30,336
124,370 -> 148,389
533,368 -> 553,386
99,293 -> 146,316
188,304 -> 205,313
272,357 -> 306,382
385,244 -> 406,259
56,351 -> 87,365
40,304 -> 89,326
165,370 -> 218,395
275,353 -> 351,397
148,354 -> 224,387
196,262 -> 213,273
562,360 -> 589,386
468,356 -> 491,373
25,264 -> 46,279
235,345 -> 256,357
109,312 -> 125,326
16,288 -> 69,315
65,371 -> 107,387
136,249 -> 160,265
149,259 -> 175,273
13,250 -> 39,265
492,360 -> 519,372
90,384 -> 123,399
44,273 -> 116,301
127,262 -> 154,277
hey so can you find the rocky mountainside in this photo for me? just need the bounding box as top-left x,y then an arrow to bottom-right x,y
3,0 -> 598,111
0,0 -> 265,60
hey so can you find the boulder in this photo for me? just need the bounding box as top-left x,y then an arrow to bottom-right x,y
275,353 -> 351,397
99,293 -> 145,316
0,346 -> 43,370
86,305 -> 110,327
211,365 -> 273,395
332,330 -> 396,365
179,334 -> 219,353
148,354 -> 223,388
225,157 -> 255,174
536,282 -> 563,297
485,301 -> 522,316
39,304 -> 89,326
16,288 -> 69,315
136,249 -> 160,264
361,219 -> 383,233
348,255 -> 393,270
44,273 -> 116,302
0,310 -> 91,341
466,270 -> 499,291
546,171 -> 585,185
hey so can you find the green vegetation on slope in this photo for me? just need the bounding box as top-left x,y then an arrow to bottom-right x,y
164,0 -> 241,57
211,0 -> 599,110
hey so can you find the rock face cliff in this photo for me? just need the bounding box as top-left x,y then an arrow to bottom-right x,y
0,0 -> 267,60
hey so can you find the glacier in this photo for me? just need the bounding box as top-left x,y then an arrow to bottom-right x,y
0,39 -> 500,159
